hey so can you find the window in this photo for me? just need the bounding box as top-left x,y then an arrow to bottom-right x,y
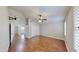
74,7 -> 79,51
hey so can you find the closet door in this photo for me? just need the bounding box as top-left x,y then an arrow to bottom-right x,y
74,7 -> 79,51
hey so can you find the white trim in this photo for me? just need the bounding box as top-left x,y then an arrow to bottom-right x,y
41,35 -> 65,40
64,40 -> 70,52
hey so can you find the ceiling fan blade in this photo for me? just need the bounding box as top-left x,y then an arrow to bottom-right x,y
43,19 -> 47,20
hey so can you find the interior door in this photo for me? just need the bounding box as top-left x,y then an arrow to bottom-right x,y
9,24 -> 11,48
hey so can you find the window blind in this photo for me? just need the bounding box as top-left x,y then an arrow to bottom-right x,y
74,7 -> 79,52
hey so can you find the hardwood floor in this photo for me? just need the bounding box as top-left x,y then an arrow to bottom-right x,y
8,34 -> 67,52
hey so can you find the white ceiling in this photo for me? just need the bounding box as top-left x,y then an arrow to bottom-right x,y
8,6 -> 71,22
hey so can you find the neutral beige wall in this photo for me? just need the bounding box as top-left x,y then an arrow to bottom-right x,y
65,7 -> 75,52
0,7 -> 9,52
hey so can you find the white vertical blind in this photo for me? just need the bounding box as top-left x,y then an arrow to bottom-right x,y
74,7 -> 79,52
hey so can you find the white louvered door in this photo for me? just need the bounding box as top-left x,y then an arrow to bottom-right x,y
74,7 -> 79,51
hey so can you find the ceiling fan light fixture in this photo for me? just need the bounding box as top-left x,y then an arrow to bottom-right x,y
36,14 -> 47,23
38,19 -> 42,22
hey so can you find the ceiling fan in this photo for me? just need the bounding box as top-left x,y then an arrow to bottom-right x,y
37,14 -> 47,22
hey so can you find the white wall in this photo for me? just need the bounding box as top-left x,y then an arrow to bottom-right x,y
0,7 -> 9,52
28,19 -> 40,38
65,7 -> 75,51
40,18 -> 64,40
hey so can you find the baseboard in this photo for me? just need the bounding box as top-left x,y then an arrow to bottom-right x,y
27,35 -> 65,41
26,35 -> 40,39
64,40 -> 70,52
40,35 -> 65,40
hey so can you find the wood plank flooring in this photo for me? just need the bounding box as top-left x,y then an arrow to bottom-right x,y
8,34 -> 67,52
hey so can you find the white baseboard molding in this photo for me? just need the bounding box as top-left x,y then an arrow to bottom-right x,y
64,40 -> 70,52
40,35 -> 65,40
26,35 -> 65,41
26,35 -> 40,39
